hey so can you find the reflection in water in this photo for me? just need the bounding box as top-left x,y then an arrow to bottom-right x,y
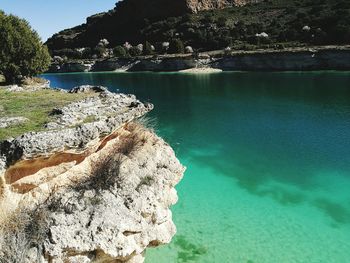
44,71 -> 350,262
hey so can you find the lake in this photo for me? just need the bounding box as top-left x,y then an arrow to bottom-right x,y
43,71 -> 350,263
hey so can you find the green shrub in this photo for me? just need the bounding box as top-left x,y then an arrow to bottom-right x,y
94,46 -> 106,58
0,11 -> 51,84
82,47 -> 93,59
143,41 -> 154,55
168,39 -> 184,54
128,46 -> 142,57
113,45 -> 127,58
217,16 -> 228,27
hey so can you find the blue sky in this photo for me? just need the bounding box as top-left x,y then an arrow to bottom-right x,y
0,0 -> 116,41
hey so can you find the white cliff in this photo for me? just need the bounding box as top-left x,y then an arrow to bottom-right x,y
0,86 -> 185,263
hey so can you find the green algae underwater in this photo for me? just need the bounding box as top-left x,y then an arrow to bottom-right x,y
44,71 -> 350,263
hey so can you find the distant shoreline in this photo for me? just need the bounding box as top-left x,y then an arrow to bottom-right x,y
47,45 -> 350,73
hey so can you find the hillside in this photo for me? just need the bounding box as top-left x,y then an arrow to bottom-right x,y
46,0 -> 350,58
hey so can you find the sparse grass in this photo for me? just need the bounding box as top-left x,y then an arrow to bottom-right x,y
0,89 -> 94,140
135,116 -> 158,133
20,76 -> 48,86
0,206 -> 48,263
82,115 -> 98,124
73,122 -> 152,195
88,152 -> 124,193
0,75 -> 5,85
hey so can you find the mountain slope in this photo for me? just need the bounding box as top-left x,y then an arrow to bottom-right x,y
45,0 -> 262,50
46,0 -> 350,54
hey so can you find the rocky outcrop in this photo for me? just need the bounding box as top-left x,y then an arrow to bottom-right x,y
0,87 -> 153,164
128,58 -> 197,72
0,86 -> 185,263
186,0 -> 261,12
114,0 -> 260,19
91,59 -> 133,72
48,61 -> 93,73
212,49 -> 350,71
0,117 -> 29,129
1,79 -> 51,92
48,57 -> 198,73
47,47 -> 350,73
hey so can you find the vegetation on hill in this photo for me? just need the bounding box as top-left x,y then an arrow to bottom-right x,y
0,11 -> 51,83
47,0 -> 350,59
143,0 -> 350,50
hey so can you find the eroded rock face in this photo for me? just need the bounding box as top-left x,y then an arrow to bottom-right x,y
0,87 -> 184,263
114,0 -> 260,20
186,0 -> 261,13
43,125 -> 183,263
47,48 -> 350,73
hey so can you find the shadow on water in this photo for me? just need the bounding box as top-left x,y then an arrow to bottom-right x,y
313,198 -> 350,226
173,235 -> 207,263
43,71 -> 350,226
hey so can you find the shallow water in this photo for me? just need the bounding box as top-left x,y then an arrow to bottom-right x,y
43,71 -> 350,263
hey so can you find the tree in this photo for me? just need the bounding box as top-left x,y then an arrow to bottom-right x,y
113,46 -> 127,58
128,46 -> 142,57
94,46 -> 107,58
0,11 -> 51,83
168,39 -> 184,54
143,41 -> 153,55
217,16 -> 228,27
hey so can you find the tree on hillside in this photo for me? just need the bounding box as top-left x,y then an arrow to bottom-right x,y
128,46 -> 142,57
168,39 -> 184,54
0,11 -> 51,84
143,41 -> 154,55
113,46 -> 128,58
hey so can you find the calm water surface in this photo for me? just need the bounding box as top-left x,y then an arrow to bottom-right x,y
43,72 -> 350,263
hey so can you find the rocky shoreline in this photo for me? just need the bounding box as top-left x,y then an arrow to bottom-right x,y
47,46 -> 350,73
0,85 -> 185,263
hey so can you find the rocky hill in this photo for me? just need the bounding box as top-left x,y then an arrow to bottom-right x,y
46,0 -> 262,50
46,0 -> 350,57
0,85 -> 185,263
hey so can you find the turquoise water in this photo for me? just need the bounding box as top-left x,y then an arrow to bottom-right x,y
43,72 -> 350,263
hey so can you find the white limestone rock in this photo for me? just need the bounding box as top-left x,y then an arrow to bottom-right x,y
0,117 -> 29,128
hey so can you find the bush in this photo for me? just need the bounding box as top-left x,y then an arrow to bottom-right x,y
113,46 -> 127,58
217,16 -> 228,27
168,39 -> 185,54
82,47 -> 93,59
94,46 -> 107,58
128,46 -> 142,57
0,11 -> 51,84
143,41 -> 154,55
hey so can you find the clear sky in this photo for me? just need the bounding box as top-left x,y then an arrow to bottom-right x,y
0,0 -> 117,41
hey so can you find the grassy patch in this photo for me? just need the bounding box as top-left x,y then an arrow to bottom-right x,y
0,75 -> 5,84
0,89 -> 92,140
82,115 -> 98,124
